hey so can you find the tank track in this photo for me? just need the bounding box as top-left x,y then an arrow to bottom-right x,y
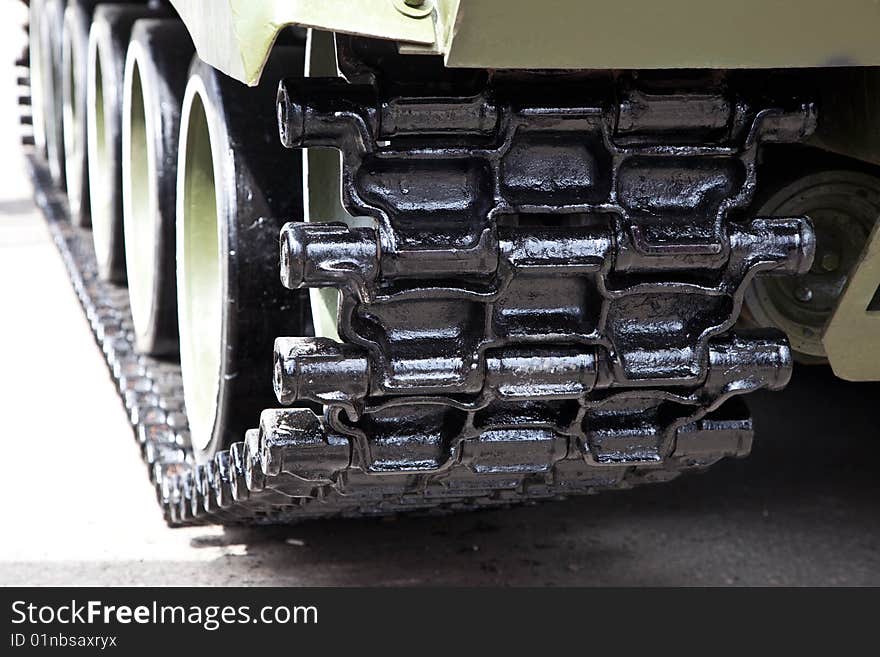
15,2 -> 33,147
26,155 -> 773,526
22,24 -> 818,526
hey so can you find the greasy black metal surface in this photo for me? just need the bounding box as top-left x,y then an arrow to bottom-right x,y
23,25 -> 817,526
272,43 -> 816,483
28,152 -> 768,525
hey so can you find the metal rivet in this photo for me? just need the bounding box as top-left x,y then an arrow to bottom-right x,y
393,0 -> 433,18
820,251 -> 841,272
795,285 -> 813,303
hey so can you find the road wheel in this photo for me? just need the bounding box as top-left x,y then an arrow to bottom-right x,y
40,0 -> 66,188
176,48 -> 311,461
122,18 -> 193,356
62,1 -> 107,226
87,4 -> 163,282
744,170 -> 880,361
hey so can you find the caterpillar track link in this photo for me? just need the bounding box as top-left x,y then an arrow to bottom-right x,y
28,157 -> 763,526
260,46 -> 816,517
20,4 -> 827,527
16,2 -> 34,147
28,86 -> 813,527
27,157 -> 769,525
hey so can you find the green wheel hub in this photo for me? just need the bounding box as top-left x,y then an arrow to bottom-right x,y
745,171 -> 880,361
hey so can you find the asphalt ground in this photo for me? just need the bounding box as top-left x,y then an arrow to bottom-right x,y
0,4 -> 877,586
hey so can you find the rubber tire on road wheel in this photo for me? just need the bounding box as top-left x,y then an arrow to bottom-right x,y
28,0 -> 47,158
87,3 -> 166,283
63,1 -> 104,227
122,19 -> 194,356
39,0 -> 66,188
176,47 -> 312,462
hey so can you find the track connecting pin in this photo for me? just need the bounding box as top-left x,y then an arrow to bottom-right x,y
731,216 -> 816,275
257,409 -> 351,480
277,78 -> 377,151
280,221 -> 380,298
485,347 -> 600,400
706,332 -> 794,393
274,337 -> 371,414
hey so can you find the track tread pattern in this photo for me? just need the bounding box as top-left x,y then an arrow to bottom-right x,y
26,155 -> 748,526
